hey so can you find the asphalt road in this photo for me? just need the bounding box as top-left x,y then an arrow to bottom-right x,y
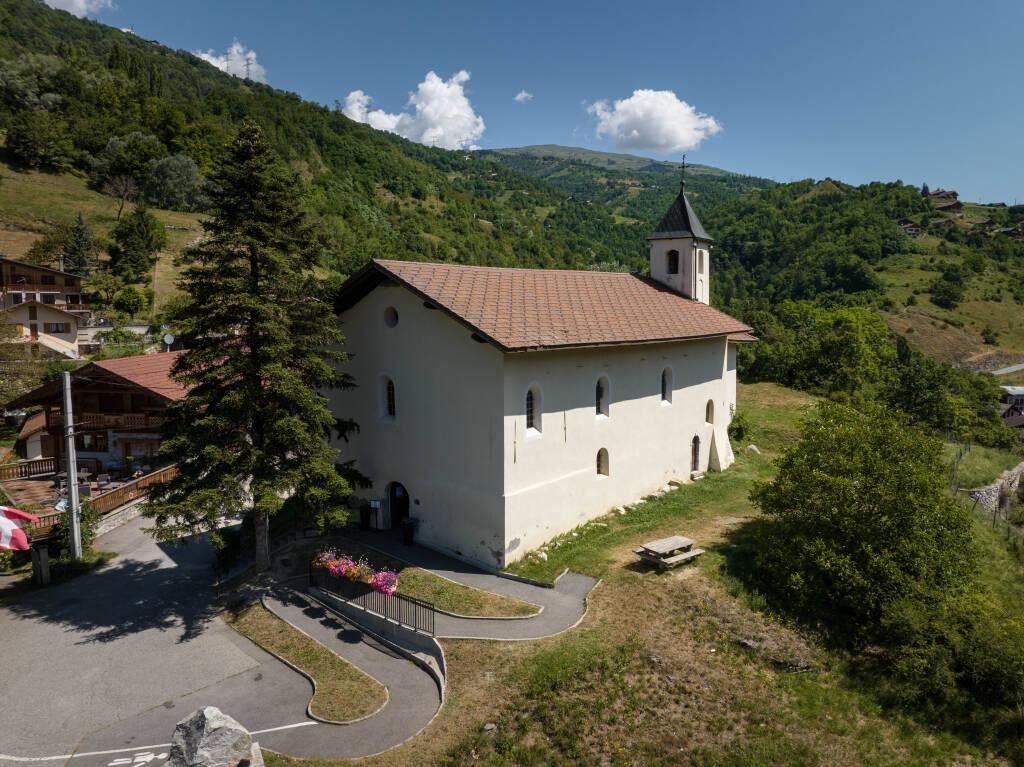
0,518 -> 313,767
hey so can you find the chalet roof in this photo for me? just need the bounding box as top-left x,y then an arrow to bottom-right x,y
337,259 -> 751,353
728,332 -> 758,343
17,411 -> 46,440
648,188 -> 712,241
93,351 -> 188,400
0,257 -> 81,279
0,301 -> 82,320
5,350 -> 187,409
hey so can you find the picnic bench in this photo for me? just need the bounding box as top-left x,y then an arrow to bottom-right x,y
634,535 -> 705,570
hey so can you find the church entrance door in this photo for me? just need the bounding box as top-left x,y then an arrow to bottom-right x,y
387,482 -> 410,528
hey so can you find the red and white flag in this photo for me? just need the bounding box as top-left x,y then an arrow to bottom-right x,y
0,506 -> 40,551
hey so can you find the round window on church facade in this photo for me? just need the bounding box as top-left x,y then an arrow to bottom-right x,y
384,306 -> 399,327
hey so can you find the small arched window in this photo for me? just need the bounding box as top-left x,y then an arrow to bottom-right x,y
380,377 -> 396,419
595,376 -> 610,417
691,435 -> 700,472
526,385 -> 542,433
697,250 -> 705,273
596,448 -> 609,477
661,367 -> 673,404
667,250 -> 679,275
384,306 -> 399,327
705,399 -> 714,424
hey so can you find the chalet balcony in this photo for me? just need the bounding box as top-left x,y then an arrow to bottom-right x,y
47,412 -> 164,430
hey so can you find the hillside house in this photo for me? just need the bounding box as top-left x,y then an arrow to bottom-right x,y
7,351 -> 186,475
0,258 -> 89,313
897,218 -> 921,235
329,180 -> 754,569
1,301 -> 83,358
928,189 -> 959,200
935,200 -> 964,216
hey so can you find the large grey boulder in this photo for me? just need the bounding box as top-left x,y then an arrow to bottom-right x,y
167,707 -> 256,767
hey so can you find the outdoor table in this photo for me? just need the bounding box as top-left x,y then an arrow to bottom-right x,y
634,535 -> 705,569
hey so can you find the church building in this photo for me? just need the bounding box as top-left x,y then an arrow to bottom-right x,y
330,177 -> 754,569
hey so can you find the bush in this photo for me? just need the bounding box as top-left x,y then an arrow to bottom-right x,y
750,401 -> 976,647
145,154 -> 208,211
112,285 -> 145,316
728,410 -> 751,442
50,500 -> 101,555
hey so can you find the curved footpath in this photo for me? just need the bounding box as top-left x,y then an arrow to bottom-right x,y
346,529 -> 599,640
256,588 -> 442,759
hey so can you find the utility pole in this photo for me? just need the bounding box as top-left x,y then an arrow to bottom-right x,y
61,371 -> 82,560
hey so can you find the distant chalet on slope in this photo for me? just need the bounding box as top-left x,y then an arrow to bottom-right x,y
330,175 -> 754,569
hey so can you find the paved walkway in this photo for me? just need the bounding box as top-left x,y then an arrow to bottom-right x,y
347,529 -> 599,639
0,523 -> 595,765
994,361 -> 1024,376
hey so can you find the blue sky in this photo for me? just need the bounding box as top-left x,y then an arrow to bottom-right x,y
61,0 -> 1024,201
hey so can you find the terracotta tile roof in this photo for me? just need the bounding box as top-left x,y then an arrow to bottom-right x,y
17,411 -> 46,439
94,351 -> 188,400
363,259 -> 751,351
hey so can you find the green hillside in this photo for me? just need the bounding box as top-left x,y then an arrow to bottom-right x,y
483,145 -> 776,230
0,0 -> 709,281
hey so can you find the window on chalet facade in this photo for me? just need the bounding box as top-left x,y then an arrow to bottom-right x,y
75,432 -> 108,453
43,322 -> 69,333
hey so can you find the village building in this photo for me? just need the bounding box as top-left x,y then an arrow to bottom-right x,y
1,257 -> 92,358
897,218 -> 921,235
927,189 -> 959,200
934,199 -> 964,216
329,177 -> 754,569
8,351 -> 186,475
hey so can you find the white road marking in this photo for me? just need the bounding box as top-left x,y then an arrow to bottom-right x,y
0,721 -> 317,763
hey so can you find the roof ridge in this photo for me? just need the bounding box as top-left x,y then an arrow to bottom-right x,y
373,258 -> 641,278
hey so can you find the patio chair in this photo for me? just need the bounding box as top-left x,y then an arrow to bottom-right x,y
96,473 -> 111,489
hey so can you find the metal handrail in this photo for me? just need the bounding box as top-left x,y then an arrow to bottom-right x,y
310,565 -> 435,636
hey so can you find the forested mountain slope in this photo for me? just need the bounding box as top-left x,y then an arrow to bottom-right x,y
0,0 -> 737,278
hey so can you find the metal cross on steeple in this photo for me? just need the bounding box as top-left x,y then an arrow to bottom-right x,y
679,154 -> 689,192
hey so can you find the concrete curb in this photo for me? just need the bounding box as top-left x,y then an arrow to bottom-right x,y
258,592 -> 390,726
495,567 -> 569,590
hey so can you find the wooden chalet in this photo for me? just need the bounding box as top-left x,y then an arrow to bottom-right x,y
6,351 -> 187,476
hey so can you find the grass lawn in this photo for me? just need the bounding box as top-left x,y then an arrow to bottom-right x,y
333,538 -> 539,617
948,442 -> 1022,489
2,549 -> 116,585
228,602 -> 387,722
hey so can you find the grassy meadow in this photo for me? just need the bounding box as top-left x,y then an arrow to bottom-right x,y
265,382 -> 1024,767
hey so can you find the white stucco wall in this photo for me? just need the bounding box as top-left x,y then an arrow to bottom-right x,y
501,336 -> 733,564
329,282 -> 508,568
2,303 -> 80,357
648,238 -> 710,304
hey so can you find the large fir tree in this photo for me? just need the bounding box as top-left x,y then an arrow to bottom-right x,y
64,212 -> 97,275
146,120 -> 353,568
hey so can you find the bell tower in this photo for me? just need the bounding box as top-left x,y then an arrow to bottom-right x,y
647,156 -> 712,304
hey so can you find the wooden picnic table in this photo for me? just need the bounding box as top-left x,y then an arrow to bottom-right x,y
635,535 -> 705,569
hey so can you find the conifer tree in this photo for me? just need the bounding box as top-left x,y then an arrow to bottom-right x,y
64,212 -> 97,275
146,120 -> 353,568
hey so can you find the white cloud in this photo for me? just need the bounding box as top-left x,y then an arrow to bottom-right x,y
194,41 -> 267,84
42,0 -> 112,16
513,90 -> 534,103
588,89 -> 721,154
343,71 -> 485,151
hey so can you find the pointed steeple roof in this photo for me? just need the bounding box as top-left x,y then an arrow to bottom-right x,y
648,157 -> 712,241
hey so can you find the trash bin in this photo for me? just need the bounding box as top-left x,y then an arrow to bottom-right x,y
401,518 -> 416,546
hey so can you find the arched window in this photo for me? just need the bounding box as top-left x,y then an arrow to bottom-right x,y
384,306 -> 399,327
596,448 -> 609,476
705,399 -> 714,424
595,376 -> 610,417
691,436 -> 700,472
526,385 -> 542,433
380,377 -> 396,419
697,250 -> 705,273
661,367 -> 673,404
667,250 -> 679,275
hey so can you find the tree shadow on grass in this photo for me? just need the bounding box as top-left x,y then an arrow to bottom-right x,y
2,533 -> 218,644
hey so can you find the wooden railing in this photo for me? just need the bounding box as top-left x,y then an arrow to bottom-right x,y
48,413 -> 163,429
89,465 -> 178,516
0,457 -> 56,481
25,510 -> 64,540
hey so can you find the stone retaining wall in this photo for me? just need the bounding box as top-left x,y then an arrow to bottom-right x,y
966,460 -> 1024,513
